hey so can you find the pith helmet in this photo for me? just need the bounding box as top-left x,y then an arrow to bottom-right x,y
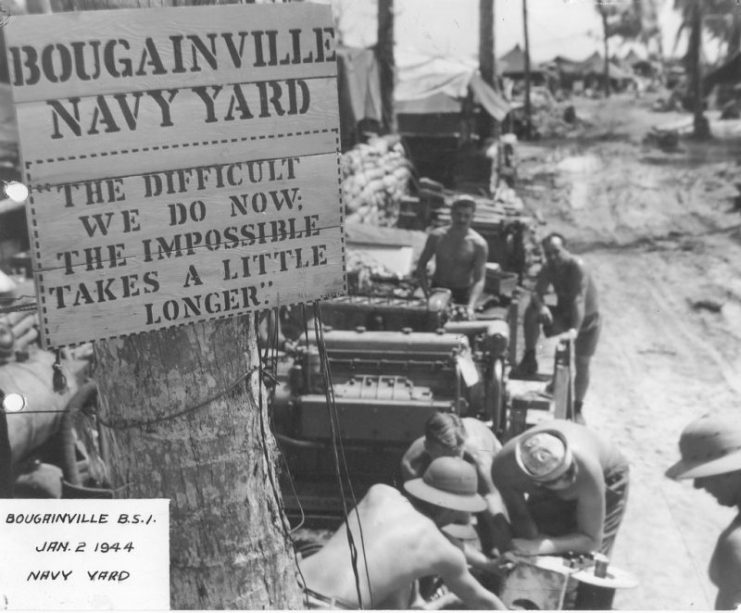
515,429 -> 574,483
404,456 -> 486,513
666,414 -> 741,480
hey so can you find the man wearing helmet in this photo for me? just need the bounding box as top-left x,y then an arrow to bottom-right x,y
298,457 -> 506,610
400,412 -> 508,554
666,413 -> 741,610
491,420 -> 629,557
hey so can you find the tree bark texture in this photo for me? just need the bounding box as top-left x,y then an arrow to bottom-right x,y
688,0 -> 710,138
377,0 -> 396,134
479,0 -> 495,88
601,9 -> 611,98
478,0 -> 495,140
522,0 -> 532,138
94,318 -> 304,609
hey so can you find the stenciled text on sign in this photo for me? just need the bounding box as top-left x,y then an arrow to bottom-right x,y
4,4 -> 345,347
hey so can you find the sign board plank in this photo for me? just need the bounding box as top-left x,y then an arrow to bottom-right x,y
23,129 -> 338,187
3,4 -> 337,103
4,4 -> 346,348
14,76 -> 339,163
30,152 -> 341,268
40,229 -> 345,347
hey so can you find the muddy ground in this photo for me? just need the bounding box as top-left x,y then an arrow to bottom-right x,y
517,93 -> 741,610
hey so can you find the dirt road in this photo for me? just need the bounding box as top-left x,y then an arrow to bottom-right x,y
519,95 -> 741,609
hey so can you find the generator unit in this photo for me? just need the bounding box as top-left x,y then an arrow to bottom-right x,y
274,322 -> 511,520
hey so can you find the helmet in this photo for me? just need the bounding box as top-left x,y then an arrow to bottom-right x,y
666,414 -> 741,480
404,456 -> 486,513
515,430 -> 574,482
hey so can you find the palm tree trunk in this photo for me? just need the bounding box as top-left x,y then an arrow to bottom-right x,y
50,0 -> 305,608
688,0 -> 710,138
601,9 -> 611,97
95,317 -> 303,609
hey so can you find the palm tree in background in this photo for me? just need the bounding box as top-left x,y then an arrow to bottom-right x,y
594,0 -> 643,96
671,0 -> 741,138
703,2 -> 741,60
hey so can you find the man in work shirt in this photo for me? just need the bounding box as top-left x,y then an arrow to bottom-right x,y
299,457 -> 507,610
512,232 -> 600,422
416,197 -> 488,318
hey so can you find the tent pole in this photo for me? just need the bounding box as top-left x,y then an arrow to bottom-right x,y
522,0 -> 532,139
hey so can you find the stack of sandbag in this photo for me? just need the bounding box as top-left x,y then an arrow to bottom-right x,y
0,272 -> 39,364
341,135 -> 412,226
0,310 -> 40,363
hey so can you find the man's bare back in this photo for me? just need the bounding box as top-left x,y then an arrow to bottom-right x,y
299,483 -> 505,609
299,485 -> 458,608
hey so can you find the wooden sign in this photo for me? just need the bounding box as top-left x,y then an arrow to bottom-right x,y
3,4 -> 345,347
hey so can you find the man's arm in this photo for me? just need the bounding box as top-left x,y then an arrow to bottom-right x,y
511,463 -> 605,556
400,437 -> 426,482
467,238 -> 489,314
564,261 -> 588,336
471,455 -> 513,551
714,529 -> 741,610
492,453 -> 538,539
530,265 -> 552,313
416,234 -> 438,299
434,549 -> 507,610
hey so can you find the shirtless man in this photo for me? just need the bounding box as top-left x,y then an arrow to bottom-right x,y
666,414 -> 741,610
416,198 -> 488,317
491,420 -> 629,557
299,457 -> 506,610
400,412 -> 509,553
512,233 -> 600,422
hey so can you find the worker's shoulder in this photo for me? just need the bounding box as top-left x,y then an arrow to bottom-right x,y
467,228 -> 487,246
365,483 -> 404,502
491,439 -> 520,480
717,521 -> 741,561
427,226 -> 449,239
462,418 -> 500,446
566,254 -> 589,274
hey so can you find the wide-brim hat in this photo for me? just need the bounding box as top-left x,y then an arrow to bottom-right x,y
515,429 -> 574,483
404,456 -> 486,513
666,414 -> 741,480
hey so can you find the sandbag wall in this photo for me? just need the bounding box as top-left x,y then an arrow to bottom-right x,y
341,135 -> 412,226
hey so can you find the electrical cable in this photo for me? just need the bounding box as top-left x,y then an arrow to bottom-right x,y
90,368 -> 256,429
254,310 -> 299,548
311,303 -> 373,609
261,308 -> 307,533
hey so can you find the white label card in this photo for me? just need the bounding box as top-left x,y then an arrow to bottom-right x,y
0,499 -> 169,610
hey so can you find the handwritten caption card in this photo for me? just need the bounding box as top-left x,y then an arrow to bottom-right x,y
0,499 -> 169,610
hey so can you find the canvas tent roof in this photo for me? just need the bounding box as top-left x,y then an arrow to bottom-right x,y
624,49 -> 643,66
550,55 -> 585,75
499,44 -> 544,75
577,52 -> 634,81
337,47 -> 510,121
